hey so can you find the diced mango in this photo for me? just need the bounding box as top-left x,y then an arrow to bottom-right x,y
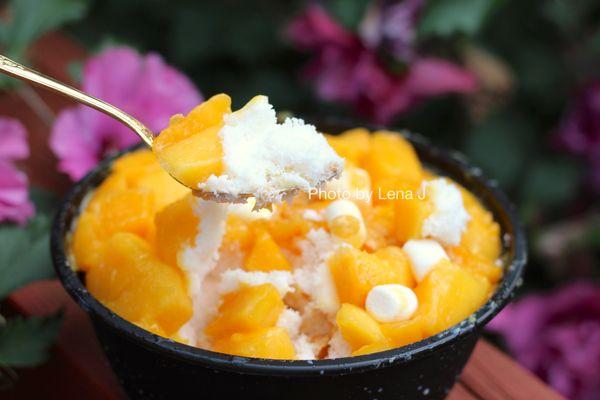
222,215 -> 253,251
205,284 -> 284,339
415,264 -> 490,336
329,247 -> 411,306
394,182 -> 431,244
373,246 -> 416,288
380,316 -> 424,347
134,168 -> 189,213
213,327 -> 296,359
336,303 -> 385,351
352,339 -> 394,356
87,233 -> 192,335
448,246 -> 502,284
326,128 -> 371,165
457,188 -> 502,263
363,204 -> 396,251
244,228 -> 291,271
71,211 -> 105,271
364,131 -> 423,195
153,94 -> 231,188
94,188 -> 155,239
154,194 -> 199,267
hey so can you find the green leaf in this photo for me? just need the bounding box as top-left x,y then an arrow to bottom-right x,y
0,314 -> 62,368
520,159 -> 582,210
0,0 -> 90,56
418,0 -> 500,38
464,112 -> 535,189
0,189 -> 59,299
325,0 -> 370,30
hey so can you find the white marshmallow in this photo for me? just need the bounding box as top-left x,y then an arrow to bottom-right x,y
365,284 -> 418,323
402,239 -> 449,282
325,199 -> 367,248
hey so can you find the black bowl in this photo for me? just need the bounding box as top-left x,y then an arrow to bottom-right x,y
51,127 -> 526,400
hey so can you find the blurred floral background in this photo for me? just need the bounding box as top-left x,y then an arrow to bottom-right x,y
0,0 -> 598,398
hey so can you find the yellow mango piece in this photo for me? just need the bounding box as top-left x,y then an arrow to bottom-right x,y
95,188 -> 155,239
393,182 -> 431,244
86,173 -> 129,212
415,264 -> 490,336
222,215 -> 253,251
205,284 -> 284,339
364,131 -> 423,193
457,188 -> 502,262
363,204 -> 396,251
336,303 -> 385,351
71,211 -> 105,271
373,246 -> 416,288
352,339 -> 394,356
448,246 -> 502,284
380,316 -> 424,347
244,229 -> 291,271
154,194 -> 199,267
87,233 -> 192,335
134,168 -> 189,212
329,247 -> 410,306
213,327 -> 295,359
153,94 -> 231,188
326,128 -> 371,164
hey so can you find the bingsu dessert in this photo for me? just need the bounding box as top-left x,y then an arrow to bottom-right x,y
70,94 -> 503,360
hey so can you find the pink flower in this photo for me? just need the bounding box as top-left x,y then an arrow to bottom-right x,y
287,5 -> 477,124
488,282 -> 600,400
50,46 -> 202,180
0,118 -> 34,225
555,82 -> 600,192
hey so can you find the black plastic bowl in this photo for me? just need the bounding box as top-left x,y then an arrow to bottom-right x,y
51,127 -> 526,400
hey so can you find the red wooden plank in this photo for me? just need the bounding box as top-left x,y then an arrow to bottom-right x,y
460,340 -> 565,400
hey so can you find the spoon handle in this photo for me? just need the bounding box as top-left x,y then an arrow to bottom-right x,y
0,54 -> 154,147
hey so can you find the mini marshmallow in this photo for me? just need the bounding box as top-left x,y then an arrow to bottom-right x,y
325,199 -> 367,248
365,284 -> 418,323
402,239 -> 449,282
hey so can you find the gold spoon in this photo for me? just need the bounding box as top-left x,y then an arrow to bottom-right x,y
0,54 -> 340,205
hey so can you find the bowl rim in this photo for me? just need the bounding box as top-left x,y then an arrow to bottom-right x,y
51,129 -> 527,377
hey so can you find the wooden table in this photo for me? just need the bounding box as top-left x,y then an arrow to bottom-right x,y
1,33 -> 565,400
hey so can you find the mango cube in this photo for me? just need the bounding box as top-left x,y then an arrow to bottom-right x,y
326,128 -> 371,165
86,233 -> 192,335
373,246 -> 416,288
415,264 -> 490,336
380,316 -> 424,347
352,339 -> 393,356
154,194 -> 199,267
213,327 -> 296,359
364,131 -> 423,195
205,283 -> 284,339
244,228 -> 291,271
336,303 -> 385,351
329,246 -> 411,306
153,94 -> 231,188
71,211 -> 106,271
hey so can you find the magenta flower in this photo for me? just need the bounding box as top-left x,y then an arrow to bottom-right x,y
0,118 -> 34,225
287,5 -> 476,124
555,82 -> 600,192
50,46 -> 202,180
360,0 -> 424,62
488,282 -> 600,400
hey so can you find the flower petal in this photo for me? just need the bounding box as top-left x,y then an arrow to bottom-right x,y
0,160 -> 34,225
0,117 -> 28,161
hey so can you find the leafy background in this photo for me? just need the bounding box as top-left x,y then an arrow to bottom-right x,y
0,0 -> 599,394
